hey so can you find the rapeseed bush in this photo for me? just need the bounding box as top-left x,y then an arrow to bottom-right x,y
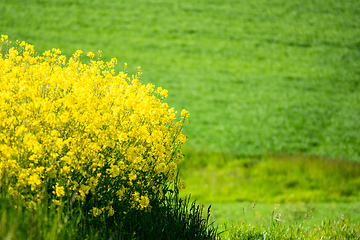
0,35 -> 189,218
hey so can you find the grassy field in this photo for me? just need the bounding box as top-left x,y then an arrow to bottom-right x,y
179,154 -> 360,203
178,154 -> 360,229
2,0 -> 359,160
1,0 -> 360,238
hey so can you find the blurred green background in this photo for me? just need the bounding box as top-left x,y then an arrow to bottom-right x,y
1,0 -> 359,226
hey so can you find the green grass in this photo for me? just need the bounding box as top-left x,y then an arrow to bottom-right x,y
178,154 -> 360,226
179,153 -> 360,203
0,180 -> 218,240
209,202 -> 360,227
1,195 -> 358,239
1,0 -> 360,238
218,218 -> 360,240
178,155 -> 360,238
1,0 -> 359,160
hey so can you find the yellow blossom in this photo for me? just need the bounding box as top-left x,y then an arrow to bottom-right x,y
139,195 -> 150,210
0,34 -> 188,214
29,173 -> 41,191
87,51 -> 95,58
53,183 -> 65,197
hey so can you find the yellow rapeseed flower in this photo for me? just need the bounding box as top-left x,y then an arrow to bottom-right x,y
54,183 -> 65,197
0,35 -> 188,215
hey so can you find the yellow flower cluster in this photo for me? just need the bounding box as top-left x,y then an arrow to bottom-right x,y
0,35 -> 189,216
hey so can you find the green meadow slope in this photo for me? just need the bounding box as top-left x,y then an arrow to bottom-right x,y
1,0 -> 360,160
1,1 -> 360,237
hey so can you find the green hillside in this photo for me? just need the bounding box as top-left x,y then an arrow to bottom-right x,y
2,0 -> 359,161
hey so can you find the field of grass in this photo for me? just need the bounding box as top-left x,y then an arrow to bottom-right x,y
1,0 -> 360,238
178,154 -> 360,238
179,154 -> 360,203
2,0 -> 359,160
178,154 -> 360,229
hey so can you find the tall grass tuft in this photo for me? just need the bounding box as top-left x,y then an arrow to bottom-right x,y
0,174 -> 219,240
75,173 -> 218,239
